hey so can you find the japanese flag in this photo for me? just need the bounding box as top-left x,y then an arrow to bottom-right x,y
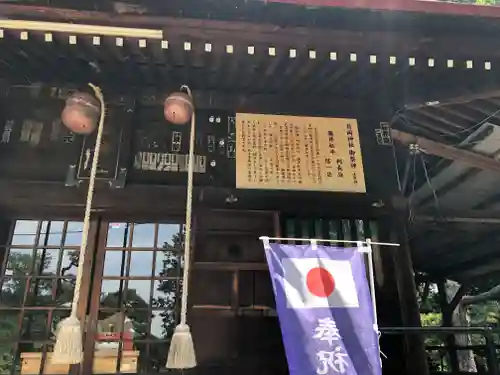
282,257 -> 359,309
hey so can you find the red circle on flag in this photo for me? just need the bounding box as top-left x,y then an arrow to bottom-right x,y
306,267 -> 335,297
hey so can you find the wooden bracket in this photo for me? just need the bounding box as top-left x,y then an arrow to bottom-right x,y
391,129 -> 500,173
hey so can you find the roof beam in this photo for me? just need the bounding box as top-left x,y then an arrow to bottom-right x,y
0,4 -> 499,58
266,0 -> 500,19
404,88 -> 500,111
416,208 -> 500,224
391,129 -> 500,174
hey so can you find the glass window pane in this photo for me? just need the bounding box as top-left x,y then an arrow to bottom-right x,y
21,311 -> 49,341
60,250 -> 79,277
147,342 -> 169,370
33,249 -> 59,276
129,252 -> 154,277
65,222 -> 83,246
0,278 -> 27,307
5,248 -> 34,276
0,318 -> 19,375
52,279 -> 74,307
106,223 -> 130,248
125,280 -> 152,308
132,224 -> 155,248
0,311 -> 20,341
103,251 -> 128,277
27,278 -> 54,306
11,220 -> 39,246
157,224 -> 182,250
39,221 -> 64,247
152,280 -> 178,311
100,280 -> 124,309
150,311 -> 173,339
155,250 -> 181,277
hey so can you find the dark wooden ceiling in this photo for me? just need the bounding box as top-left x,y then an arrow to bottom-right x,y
0,18 -> 498,119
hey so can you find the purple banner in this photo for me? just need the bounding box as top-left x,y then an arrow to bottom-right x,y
264,242 -> 381,375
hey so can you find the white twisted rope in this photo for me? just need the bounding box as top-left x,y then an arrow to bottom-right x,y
179,85 -> 194,325
69,83 -> 105,317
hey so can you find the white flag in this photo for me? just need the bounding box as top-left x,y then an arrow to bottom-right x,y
282,258 -> 359,309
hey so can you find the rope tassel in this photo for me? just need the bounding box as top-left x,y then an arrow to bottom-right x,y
52,83 -> 106,365
166,85 -> 196,369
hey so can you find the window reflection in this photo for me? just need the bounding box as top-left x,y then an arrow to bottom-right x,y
129,252 -> 154,277
103,251 -> 128,276
158,224 -> 182,250
64,222 -> 83,246
97,222 -> 183,373
5,248 -> 34,276
11,220 -> 39,246
125,280 -> 152,307
39,221 -> 64,247
155,250 -> 182,277
0,312 -> 19,375
132,224 -> 155,248
0,220 -> 81,375
106,223 -> 130,248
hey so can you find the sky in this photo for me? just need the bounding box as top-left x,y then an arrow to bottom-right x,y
5,220 -> 181,339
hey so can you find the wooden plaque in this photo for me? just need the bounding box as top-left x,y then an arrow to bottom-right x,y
235,113 -> 366,193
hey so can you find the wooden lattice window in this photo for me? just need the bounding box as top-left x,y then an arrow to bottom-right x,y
90,222 -> 183,373
0,219 -> 84,375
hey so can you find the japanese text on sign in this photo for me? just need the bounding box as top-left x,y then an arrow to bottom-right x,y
313,317 -> 350,375
235,114 -> 366,192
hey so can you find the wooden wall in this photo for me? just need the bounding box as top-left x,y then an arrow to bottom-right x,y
0,85 -> 398,208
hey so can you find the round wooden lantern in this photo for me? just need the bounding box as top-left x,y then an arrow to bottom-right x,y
61,92 -> 100,134
164,91 -> 193,125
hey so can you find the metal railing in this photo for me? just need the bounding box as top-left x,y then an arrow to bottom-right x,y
381,327 -> 499,375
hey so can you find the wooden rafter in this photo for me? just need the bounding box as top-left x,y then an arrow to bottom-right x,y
391,129 -> 500,173
416,208 -> 500,224
0,4 -> 498,59
266,0 -> 500,19
405,88 -> 500,111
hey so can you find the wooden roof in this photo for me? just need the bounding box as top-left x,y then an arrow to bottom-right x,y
0,10 -> 498,116
391,92 -> 500,283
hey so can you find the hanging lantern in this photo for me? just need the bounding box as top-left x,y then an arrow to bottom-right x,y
61,92 -> 100,134
164,91 -> 194,125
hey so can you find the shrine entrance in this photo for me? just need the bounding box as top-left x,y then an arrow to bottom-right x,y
0,213 -> 287,375
0,213 -> 395,375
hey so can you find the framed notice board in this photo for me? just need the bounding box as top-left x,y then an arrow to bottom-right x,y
235,113 -> 366,193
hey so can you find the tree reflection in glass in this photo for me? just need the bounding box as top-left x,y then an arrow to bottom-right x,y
0,220 -> 80,375
98,223 -> 183,372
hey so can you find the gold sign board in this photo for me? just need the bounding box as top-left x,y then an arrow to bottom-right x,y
235,113 -> 366,193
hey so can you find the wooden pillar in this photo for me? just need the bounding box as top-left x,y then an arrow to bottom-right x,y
437,280 -> 460,374
0,217 -> 12,267
390,212 -> 430,375
374,209 -> 429,375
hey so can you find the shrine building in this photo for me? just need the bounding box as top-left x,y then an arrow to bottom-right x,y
0,1 -> 499,375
